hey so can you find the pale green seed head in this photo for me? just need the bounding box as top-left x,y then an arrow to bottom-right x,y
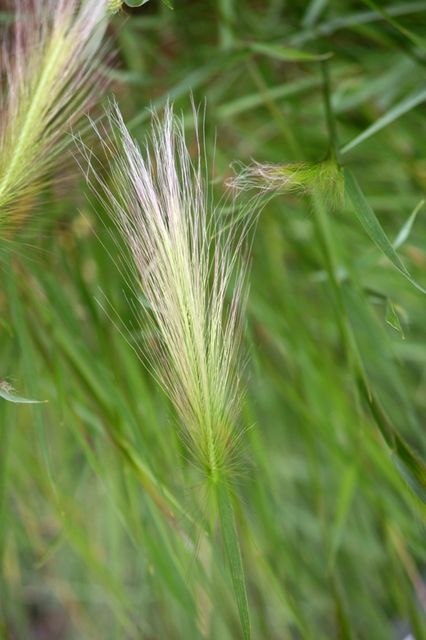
230,157 -> 344,209
82,103 -> 257,483
0,0 -> 110,232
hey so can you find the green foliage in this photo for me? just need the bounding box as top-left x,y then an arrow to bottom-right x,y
1,1 -> 426,639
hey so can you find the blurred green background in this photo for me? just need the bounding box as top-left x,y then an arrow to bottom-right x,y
1,0 -> 426,638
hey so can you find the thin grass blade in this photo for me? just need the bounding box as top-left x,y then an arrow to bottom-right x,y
341,88 -> 426,154
344,168 -> 426,294
217,482 -> 251,640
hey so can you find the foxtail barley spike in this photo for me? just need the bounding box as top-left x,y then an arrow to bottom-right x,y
0,0 -> 110,230
230,157 -> 344,209
83,103 -> 256,483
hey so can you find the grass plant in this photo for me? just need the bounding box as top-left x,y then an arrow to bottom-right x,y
1,1 -> 426,639
82,103 -> 257,636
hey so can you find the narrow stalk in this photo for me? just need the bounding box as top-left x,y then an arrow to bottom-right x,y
216,480 -> 251,640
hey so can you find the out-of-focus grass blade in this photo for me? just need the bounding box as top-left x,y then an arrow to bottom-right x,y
25,270 -> 197,531
290,1 -> 426,46
393,199 -> 424,249
5,259 -> 52,476
360,0 -> 426,51
144,502 -> 197,615
216,76 -> 320,120
391,455 -> 426,504
217,482 -> 251,640
249,42 -> 332,62
219,0 -> 235,49
331,575 -> 355,640
0,387 -> 46,404
344,169 -> 426,294
341,88 -> 426,154
128,52 -> 246,128
359,377 -> 426,509
111,431 -> 196,528
328,465 -> 357,570
313,189 -> 426,509
302,0 -> 328,28
385,299 -> 404,338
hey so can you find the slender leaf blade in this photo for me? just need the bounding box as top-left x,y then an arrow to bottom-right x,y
217,482 -> 251,640
344,169 -> 426,294
393,199 -> 424,249
328,465 -> 358,569
341,88 -> 426,154
249,42 -> 332,62
385,299 -> 405,338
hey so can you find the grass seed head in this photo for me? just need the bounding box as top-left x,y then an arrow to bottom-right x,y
0,0 -> 110,231
84,103 -> 256,484
230,157 -> 344,209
